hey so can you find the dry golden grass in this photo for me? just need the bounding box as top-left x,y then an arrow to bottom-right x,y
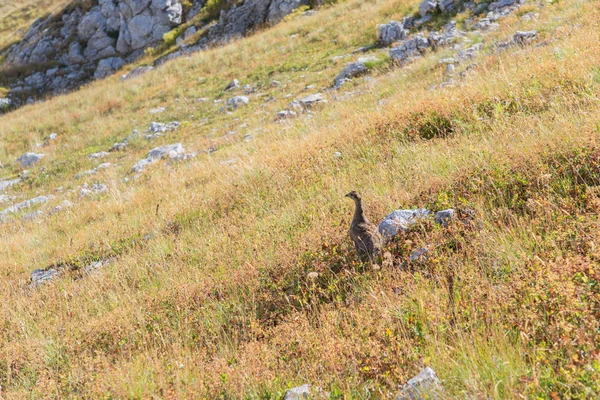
0,0 -> 72,50
0,0 -> 599,398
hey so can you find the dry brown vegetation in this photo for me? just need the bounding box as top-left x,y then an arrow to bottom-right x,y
0,0 -> 599,398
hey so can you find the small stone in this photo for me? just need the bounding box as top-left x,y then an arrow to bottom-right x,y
333,152 -> 342,158
79,183 -> 107,196
434,209 -> 455,226
274,110 -> 297,121
334,62 -> 367,88
396,367 -> 442,400
88,151 -> 110,159
31,268 -> 59,287
284,384 -> 312,400
16,153 -> 45,167
109,139 -> 128,152
50,200 -> 74,215
149,107 -> 166,114
307,272 -> 319,280
513,30 -> 537,45
148,121 -> 180,133
296,93 -> 325,109
227,96 -> 249,109
224,79 -> 240,91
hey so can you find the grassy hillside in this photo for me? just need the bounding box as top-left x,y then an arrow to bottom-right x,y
0,0 -> 71,50
1,0 -> 599,398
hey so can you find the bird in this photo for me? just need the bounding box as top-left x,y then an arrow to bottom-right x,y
345,191 -> 383,261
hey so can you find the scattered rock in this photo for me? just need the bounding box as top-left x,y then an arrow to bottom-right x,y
225,79 -> 241,91
80,183 -> 108,196
379,21 -> 408,46
84,258 -> 114,274
94,57 -> 125,79
149,107 -> 167,114
513,30 -> 537,45
132,143 -> 186,172
409,247 -> 430,263
16,153 -> 45,167
295,93 -> 326,110
378,209 -> 431,240
419,0 -> 438,17
390,35 -> 430,63
396,367 -> 442,400
434,209 -> 455,226
31,268 -> 59,287
274,110 -> 297,121
148,121 -> 181,133
122,66 -> 154,80
521,12 -> 538,22
0,178 -> 21,192
284,384 -> 328,400
88,151 -> 110,159
488,0 -> 517,11
0,195 -> 52,216
227,96 -> 249,109
334,62 -> 368,88
109,139 -> 129,152
50,200 -> 74,215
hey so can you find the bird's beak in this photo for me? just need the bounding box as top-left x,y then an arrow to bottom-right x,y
345,193 -> 351,198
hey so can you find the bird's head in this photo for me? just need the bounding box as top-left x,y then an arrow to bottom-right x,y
345,191 -> 360,202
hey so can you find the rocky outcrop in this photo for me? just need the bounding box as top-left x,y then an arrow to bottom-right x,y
378,21 -> 408,46
202,0 -> 309,45
2,0 -> 311,106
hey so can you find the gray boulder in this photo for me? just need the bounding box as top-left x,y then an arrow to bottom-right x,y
379,21 -> 407,46
94,57 -> 126,79
389,35 -> 430,62
378,209 -> 431,240
396,367 -> 442,400
419,0 -> 438,17
334,62 -> 368,88
16,153 -> 45,167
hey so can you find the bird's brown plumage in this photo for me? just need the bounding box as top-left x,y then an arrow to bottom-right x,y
345,191 -> 383,260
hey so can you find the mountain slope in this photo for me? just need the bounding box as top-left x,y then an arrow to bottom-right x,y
0,0 -> 599,398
